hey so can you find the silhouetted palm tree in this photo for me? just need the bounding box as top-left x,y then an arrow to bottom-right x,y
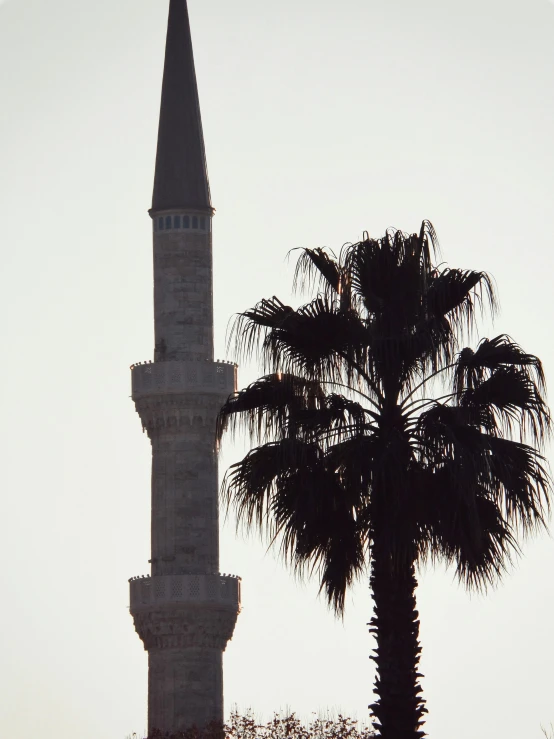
216,221 -> 551,739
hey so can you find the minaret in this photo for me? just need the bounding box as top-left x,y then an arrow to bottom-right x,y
129,1 -> 240,732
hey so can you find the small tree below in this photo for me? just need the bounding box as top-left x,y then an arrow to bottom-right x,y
145,711 -> 376,739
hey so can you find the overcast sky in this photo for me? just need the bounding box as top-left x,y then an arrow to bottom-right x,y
1,0 -> 554,737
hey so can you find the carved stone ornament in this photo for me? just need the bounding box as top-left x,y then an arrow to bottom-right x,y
132,604 -> 239,651
135,393 -> 227,438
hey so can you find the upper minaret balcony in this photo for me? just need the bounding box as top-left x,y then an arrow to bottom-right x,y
130,359 -> 236,437
131,359 -> 236,400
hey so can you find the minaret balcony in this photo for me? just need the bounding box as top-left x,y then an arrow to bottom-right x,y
131,359 -> 236,401
129,573 -> 241,613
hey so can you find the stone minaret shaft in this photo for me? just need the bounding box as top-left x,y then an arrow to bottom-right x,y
129,1 -> 240,733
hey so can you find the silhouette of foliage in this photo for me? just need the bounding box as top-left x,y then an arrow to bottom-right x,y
217,222 -> 551,739
145,711 -> 376,739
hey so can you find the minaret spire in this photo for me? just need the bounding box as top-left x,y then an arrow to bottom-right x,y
152,0 -> 212,213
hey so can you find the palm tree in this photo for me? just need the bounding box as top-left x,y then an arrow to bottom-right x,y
216,221 -> 551,739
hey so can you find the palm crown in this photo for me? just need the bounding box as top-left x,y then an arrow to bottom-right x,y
216,221 -> 551,739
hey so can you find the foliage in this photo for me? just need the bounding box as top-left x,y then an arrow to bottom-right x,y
216,221 -> 551,738
145,711 -> 376,739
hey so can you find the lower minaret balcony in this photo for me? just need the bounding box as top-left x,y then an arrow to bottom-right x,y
129,574 -> 241,651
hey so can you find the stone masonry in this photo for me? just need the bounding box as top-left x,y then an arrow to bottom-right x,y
128,2 -> 240,733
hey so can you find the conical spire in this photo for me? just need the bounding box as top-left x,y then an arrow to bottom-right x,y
151,0 -> 212,213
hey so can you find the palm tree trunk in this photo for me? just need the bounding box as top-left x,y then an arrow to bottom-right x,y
368,546 -> 426,739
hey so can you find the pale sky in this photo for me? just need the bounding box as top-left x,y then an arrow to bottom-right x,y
1,1 -> 554,737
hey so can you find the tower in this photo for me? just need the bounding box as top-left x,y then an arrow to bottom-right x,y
128,1 -> 240,732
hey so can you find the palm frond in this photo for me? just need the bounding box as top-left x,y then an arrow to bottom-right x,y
224,435 -> 366,615
345,229 -> 432,320
437,491 -> 516,590
415,403 -> 487,463
486,436 -> 550,533
374,315 -> 455,394
222,439 -> 322,533
419,218 -> 441,258
229,296 -> 295,363
292,247 -> 341,296
290,393 -> 370,446
414,408 -> 550,568
230,294 -> 370,386
426,268 -> 497,336
316,527 -> 367,615
261,295 -> 369,383
216,373 -> 325,443
325,434 -> 381,486
454,335 -> 547,396
460,365 -> 550,444
270,463 -> 366,615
